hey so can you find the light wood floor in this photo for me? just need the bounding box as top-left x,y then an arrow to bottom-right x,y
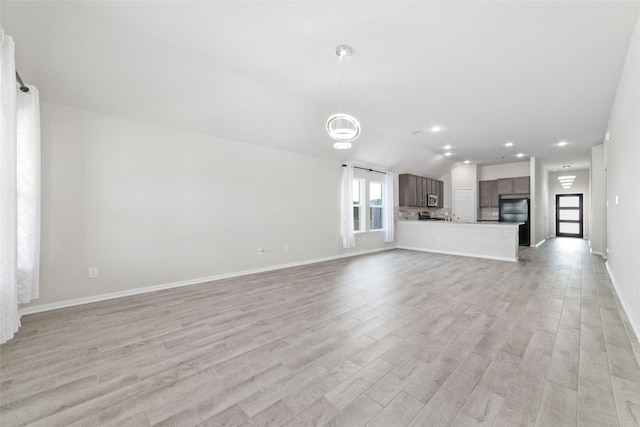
1,238 -> 639,426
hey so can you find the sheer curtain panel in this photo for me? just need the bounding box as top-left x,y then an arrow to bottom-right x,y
1,31 -> 41,344
340,162 -> 356,248
384,172 -> 394,243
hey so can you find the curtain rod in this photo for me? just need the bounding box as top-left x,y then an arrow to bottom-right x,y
16,71 -> 30,93
342,164 -> 387,175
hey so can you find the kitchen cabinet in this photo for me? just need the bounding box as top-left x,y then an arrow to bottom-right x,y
497,176 -> 530,195
513,176 -> 530,194
399,173 -> 444,207
426,178 -> 434,195
416,177 -> 425,206
479,180 -> 499,207
497,178 -> 513,195
437,180 -> 444,208
399,174 -> 418,206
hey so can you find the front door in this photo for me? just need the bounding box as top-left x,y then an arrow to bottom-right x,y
556,194 -> 583,238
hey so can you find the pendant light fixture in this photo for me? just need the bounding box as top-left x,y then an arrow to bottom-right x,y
326,45 -> 360,149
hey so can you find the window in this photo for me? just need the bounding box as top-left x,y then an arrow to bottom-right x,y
353,179 -> 364,232
369,182 -> 383,231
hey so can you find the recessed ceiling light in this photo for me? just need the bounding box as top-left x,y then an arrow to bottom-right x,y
444,152 -> 452,156
444,145 -> 452,150
558,141 -> 568,146
431,126 -> 442,133
516,153 -> 524,157
464,160 -> 470,164
505,142 -> 514,147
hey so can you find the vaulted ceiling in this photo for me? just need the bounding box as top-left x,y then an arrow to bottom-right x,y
3,1 -> 639,177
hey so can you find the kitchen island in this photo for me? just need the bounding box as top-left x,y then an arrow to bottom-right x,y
396,220 -> 521,262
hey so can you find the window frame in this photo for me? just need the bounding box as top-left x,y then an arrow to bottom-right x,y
352,178 -> 365,233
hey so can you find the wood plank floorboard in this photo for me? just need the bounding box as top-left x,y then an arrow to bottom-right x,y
2,238 -> 640,426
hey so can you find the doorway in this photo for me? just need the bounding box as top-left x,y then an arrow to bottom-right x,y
556,194 -> 583,238
455,188 -> 474,222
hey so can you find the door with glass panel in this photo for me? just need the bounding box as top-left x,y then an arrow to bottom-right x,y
556,194 -> 583,238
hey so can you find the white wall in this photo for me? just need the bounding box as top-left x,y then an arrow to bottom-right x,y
478,161 -> 530,181
548,169 -> 590,239
603,12 -> 640,338
530,157 -> 548,246
590,144 -> 605,256
26,102 -> 393,309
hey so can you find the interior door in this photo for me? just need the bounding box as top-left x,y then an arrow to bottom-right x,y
556,194 -> 583,238
455,188 -> 475,222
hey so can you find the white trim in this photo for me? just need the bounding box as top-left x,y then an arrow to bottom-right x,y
605,260 -> 640,344
19,247 -> 395,316
533,238 -> 546,248
396,245 -> 518,262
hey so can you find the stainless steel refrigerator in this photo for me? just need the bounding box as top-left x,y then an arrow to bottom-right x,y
499,198 -> 530,246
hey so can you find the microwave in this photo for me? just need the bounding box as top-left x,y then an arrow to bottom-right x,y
427,194 -> 438,207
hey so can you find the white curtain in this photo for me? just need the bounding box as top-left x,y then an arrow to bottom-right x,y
1,31 -> 41,344
340,162 -> 355,248
384,172 -> 395,243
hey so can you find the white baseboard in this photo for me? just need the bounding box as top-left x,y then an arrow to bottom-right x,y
533,239 -> 546,248
19,246 -> 395,316
396,245 -> 518,262
605,260 -> 640,343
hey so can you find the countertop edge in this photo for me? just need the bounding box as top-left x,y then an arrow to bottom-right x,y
395,220 -> 523,226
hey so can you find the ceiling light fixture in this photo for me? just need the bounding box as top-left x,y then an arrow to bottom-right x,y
505,142 -> 514,147
444,152 -> 452,156
431,126 -> 442,133
558,141 -> 568,146
558,175 -> 575,189
444,145 -> 452,150
516,153 -> 525,158
327,45 -> 360,149
464,160 -> 470,164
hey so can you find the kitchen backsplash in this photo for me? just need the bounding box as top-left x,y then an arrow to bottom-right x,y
396,207 -> 451,220
479,207 -> 499,220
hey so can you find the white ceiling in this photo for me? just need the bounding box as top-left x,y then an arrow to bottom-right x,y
3,1 -> 639,177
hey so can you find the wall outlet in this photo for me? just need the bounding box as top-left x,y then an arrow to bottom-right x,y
284,244 -> 288,252
88,267 -> 98,278
257,248 -> 264,255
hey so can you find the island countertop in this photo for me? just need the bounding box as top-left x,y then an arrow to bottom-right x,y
396,219 -> 521,261
396,220 -> 522,226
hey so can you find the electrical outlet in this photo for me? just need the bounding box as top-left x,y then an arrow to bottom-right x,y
88,267 -> 98,278
284,244 -> 288,252
257,248 -> 264,255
